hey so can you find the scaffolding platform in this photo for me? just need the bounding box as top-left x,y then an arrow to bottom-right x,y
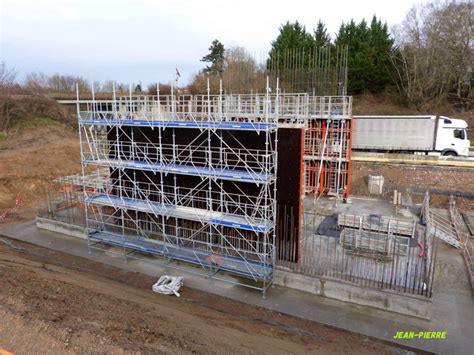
86,194 -> 272,233
80,119 -> 277,131
84,158 -> 275,184
88,230 -> 273,280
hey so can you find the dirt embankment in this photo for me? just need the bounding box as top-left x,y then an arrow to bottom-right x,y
353,92 -> 474,128
0,238 -> 397,354
0,124 -> 80,212
351,162 -> 474,209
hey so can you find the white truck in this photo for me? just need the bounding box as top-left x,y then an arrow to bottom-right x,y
352,115 -> 470,156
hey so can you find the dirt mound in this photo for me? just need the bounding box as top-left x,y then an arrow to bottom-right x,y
353,92 -> 417,116
0,124 -> 80,210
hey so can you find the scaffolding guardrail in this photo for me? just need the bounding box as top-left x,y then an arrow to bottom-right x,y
78,93 -> 351,127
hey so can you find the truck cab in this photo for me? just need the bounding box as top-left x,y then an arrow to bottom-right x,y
435,117 -> 470,156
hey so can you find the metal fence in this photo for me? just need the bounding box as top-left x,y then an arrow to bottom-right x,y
37,187 -> 86,227
277,202 -> 438,298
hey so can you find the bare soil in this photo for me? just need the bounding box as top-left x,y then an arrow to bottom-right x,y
353,93 -> 417,116
351,162 -> 474,209
0,124 -> 80,210
0,237 -> 401,354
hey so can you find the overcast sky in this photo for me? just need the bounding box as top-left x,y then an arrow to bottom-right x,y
1,0 -> 428,86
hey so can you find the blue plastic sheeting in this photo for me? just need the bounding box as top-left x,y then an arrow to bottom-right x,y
88,230 -> 273,280
85,194 -> 272,233
84,158 -> 274,183
79,118 -> 276,131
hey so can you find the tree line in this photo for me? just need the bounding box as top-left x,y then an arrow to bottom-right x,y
0,64 -> 138,95
198,0 -> 472,108
1,0 -> 471,109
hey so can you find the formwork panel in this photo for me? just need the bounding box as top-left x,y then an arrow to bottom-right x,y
276,128 -> 304,262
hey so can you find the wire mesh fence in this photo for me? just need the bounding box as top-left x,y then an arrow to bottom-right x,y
37,186 -> 87,227
277,205 -> 438,298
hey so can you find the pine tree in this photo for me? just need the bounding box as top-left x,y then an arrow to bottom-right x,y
271,21 -> 314,51
201,39 -> 225,75
268,21 -> 314,69
335,16 -> 393,94
313,20 -> 331,47
367,16 -> 393,92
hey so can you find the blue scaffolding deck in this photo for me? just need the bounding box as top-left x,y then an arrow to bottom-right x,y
88,230 -> 273,280
79,118 -> 277,131
85,194 -> 272,233
83,158 -> 274,184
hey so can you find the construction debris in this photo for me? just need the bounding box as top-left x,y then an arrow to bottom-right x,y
152,276 -> 184,297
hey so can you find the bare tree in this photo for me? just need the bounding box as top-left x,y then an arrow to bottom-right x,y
0,61 -> 17,94
24,72 -> 50,94
391,1 -> 473,106
47,74 -> 90,93
100,80 -> 116,92
222,46 -> 260,93
147,83 -> 172,96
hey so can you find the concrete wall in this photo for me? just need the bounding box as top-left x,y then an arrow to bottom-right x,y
36,217 -> 87,240
274,267 -> 432,319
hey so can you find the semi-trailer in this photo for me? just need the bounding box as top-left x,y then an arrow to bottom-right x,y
352,115 -> 470,156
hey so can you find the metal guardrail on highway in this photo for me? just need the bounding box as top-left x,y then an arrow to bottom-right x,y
351,152 -> 474,168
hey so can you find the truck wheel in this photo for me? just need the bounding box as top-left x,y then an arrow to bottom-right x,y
443,151 -> 457,156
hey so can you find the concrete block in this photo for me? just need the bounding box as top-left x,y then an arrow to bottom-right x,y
274,268 -> 432,319
274,271 -> 322,294
36,217 -> 87,240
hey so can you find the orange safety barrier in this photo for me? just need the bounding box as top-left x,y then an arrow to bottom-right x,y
206,254 -> 221,265
0,193 -> 24,220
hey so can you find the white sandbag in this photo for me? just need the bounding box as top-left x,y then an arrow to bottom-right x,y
152,275 -> 183,297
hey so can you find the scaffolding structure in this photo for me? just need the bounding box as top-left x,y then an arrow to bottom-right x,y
204,46 -> 352,199
76,73 -> 352,294
78,80 -> 282,295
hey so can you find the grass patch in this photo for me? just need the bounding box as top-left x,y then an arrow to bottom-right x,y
19,117 -> 60,129
0,131 -> 7,142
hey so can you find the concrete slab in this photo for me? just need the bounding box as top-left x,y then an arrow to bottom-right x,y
303,195 -> 419,219
1,220 -> 473,354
